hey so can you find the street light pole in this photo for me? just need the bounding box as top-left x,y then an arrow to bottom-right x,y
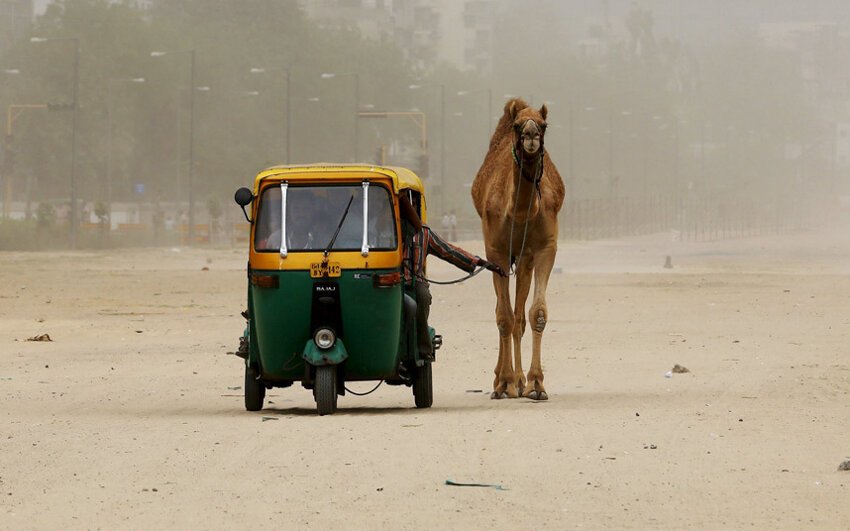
673,118 -> 680,204
321,72 -> 360,161
286,67 -> 291,163
31,37 -> 80,247
354,73 -> 360,161
1,68 -> 20,219
71,39 -> 79,247
488,88 -> 493,134
410,82 -> 446,212
457,87 -> 492,142
251,65 -> 294,163
568,102 -> 575,191
106,77 -> 145,225
608,107 -> 614,200
187,49 -> 196,245
152,49 -> 196,245
440,84 -> 446,212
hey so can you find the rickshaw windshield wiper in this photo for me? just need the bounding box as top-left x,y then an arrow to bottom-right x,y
323,194 -> 355,257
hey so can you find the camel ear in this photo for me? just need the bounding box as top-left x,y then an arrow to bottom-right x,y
539,104 -> 548,121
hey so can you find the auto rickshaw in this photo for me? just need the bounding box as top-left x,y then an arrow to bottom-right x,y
233,164 -> 441,415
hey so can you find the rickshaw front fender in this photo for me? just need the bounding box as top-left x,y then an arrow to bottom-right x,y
302,339 -> 349,366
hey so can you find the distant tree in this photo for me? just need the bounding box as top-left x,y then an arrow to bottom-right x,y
36,202 -> 56,230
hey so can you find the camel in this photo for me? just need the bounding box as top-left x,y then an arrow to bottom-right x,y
471,98 -> 565,400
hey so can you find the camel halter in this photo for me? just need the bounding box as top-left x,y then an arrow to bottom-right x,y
508,142 -> 545,276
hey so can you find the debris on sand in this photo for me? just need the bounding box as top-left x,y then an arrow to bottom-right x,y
201,266 -> 210,271
26,334 -> 52,342
838,460 -> 850,471
672,364 -> 690,374
445,479 -> 506,491
465,389 -> 484,393
261,416 -> 277,422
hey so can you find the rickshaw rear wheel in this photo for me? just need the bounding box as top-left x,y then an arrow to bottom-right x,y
413,362 -> 433,408
315,365 -> 338,416
244,365 -> 265,411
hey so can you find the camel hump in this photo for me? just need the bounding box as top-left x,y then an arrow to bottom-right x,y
504,97 -> 529,119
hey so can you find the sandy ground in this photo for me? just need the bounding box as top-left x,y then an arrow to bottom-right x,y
2,225 -> 850,529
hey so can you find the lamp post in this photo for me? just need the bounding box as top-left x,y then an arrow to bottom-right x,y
605,108 -> 633,200
321,72 -> 360,161
31,36 -> 79,248
106,77 -> 145,225
250,65 -> 293,163
151,49 -> 196,245
409,83 -> 446,213
456,88 -> 493,139
1,68 -> 20,219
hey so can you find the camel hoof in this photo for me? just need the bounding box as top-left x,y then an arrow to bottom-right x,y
490,391 -> 509,400
527,390 -> 549,401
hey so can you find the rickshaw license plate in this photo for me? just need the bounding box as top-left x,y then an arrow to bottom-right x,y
310,262 -> 341,278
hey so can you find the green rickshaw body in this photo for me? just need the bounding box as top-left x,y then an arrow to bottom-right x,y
250,269 -> 403,382
239,164 -> 432,411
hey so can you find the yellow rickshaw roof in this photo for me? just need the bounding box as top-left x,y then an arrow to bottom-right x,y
253,163 -> 425,195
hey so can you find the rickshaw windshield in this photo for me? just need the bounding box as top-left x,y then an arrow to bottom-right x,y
254,183 -> 397,253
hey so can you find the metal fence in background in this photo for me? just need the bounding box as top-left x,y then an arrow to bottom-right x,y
1,193 -> 836,250
557,193 -> 832,242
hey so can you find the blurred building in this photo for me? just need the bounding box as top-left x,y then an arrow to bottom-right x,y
0,0 -> 33,59
297,0 -> 500,74
759,22 -> 850,184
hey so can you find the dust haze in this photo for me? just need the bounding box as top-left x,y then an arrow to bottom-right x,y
2,1 -> 850,529
1,0 -> 849,240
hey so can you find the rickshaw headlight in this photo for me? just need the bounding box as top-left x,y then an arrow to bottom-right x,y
313,328 -> 336,349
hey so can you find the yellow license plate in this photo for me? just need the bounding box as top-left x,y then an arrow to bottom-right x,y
310,261 -> 341,278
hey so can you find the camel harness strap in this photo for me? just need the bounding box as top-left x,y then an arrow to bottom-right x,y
508,146 -> 544,275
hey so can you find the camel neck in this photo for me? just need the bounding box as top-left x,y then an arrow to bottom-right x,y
513,147 -> 544,184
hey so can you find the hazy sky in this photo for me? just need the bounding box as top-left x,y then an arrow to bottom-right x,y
29,0 -> 850,34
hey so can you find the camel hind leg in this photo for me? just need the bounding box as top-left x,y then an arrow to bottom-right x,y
511,254 -> 534,397
525,244 -> 556,400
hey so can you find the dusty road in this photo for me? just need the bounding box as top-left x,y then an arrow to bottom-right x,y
2,227 -> 850,529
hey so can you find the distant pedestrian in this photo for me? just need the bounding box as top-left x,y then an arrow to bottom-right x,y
448,210 -> 457,242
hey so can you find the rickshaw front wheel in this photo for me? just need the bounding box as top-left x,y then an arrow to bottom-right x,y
413,362 -> 433,409
315,365 -> 338,416
244,365 -> 265,411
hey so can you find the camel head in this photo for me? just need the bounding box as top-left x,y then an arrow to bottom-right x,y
506,98 -> 548,158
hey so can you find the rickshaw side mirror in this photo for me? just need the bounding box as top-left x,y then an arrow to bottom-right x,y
234,187 -> 254,223
234,187 -> 253,206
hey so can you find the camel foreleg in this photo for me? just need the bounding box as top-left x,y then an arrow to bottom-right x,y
491,269 -> 517,399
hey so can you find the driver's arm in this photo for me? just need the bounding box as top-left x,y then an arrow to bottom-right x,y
422,226 -> 479,272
